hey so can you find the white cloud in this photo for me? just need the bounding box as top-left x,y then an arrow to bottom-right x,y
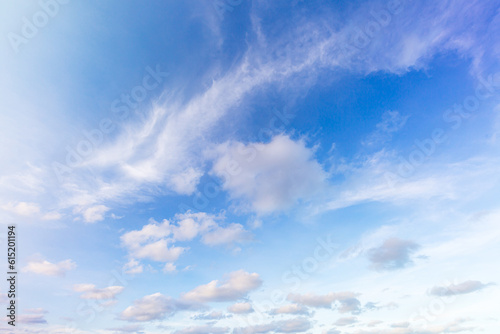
123,259 -> 143,275
181,270 -> 262,303
41,211 -> 62,220
132,239 -> 184,262
4,0 -> 498,226
209,135 -> 327,214
1,201 -> 40,216
121,212 -> 251,267
81,205 -> 110,223
73,284 -> 124,300
169,167 -> 203,195
120,293 -> 178,322
228,302 -> 254,314
163,263 -> 177,273
22,259 -> 76,277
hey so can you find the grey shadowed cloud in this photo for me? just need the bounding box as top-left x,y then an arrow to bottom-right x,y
430,280 -> 495,296
367,238 -> 420,271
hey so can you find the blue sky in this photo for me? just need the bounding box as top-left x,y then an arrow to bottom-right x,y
1,0 -> 500,333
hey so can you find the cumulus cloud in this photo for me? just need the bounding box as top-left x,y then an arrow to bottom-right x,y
228,302 -> 254,314
121,212 -> 251,267
22,258 -> 76,277
367,238 -> 420,271
73,284 -> 124,300
1,201 -> 40,216
121,270 -> 260,321
182,270 -> 262,303
120,293 -> 179,322
209,135 -> 327,214
74,205 -> 110,223
430,280 -> 495,296
287,292 -> 361,314
123,259 -> 143,275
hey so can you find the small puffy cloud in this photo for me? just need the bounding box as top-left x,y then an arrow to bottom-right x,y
73,284 -> 124,300
133,239 -> 185,262
228,302 -> 254,314
430,280 -> 495,296
1,201 -> 40,216
269,304 -> 309,315
287,292 -> 360,314
22,258 -> 76,277
334,316 -> 358,326
209,135 -> 327,214
77,205 -> 110,223
120,293 -> 179,322
41,211 -> 62,220
120,212 -> 251,267
173,325 -> 229,334
123,259 -> 143,275
182,270 -> 262,303
163,263 -> 177,273
367,238 -> 420,271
